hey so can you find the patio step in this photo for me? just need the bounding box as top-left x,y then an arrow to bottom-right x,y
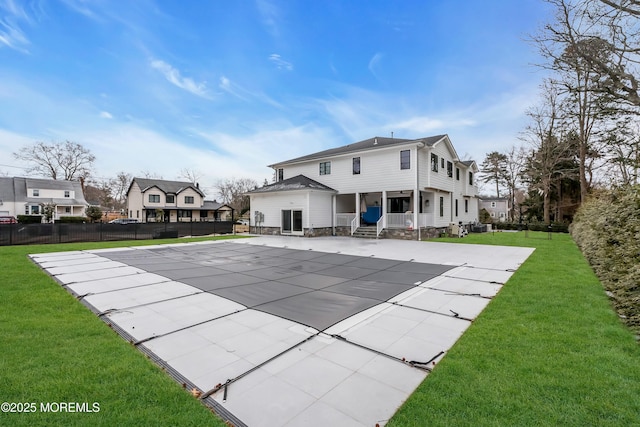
352,226 -> 379,239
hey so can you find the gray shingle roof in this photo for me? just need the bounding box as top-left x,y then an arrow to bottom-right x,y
202,200 -> 232,210
247,175 -> 336,194
270,135 -> 447,167
131,178 -> 205,196
0,177 -> 87,206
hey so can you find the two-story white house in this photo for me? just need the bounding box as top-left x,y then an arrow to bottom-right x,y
0,177 -> 88,221
479,197 -> 510,222
126,178 -> 233,223
248,134 -> 479,239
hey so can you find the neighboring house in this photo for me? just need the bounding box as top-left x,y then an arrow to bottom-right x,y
248,134 -> 480,238
126,178 -> 233,222
479,197 -> 510,222
0,177 -> 88,221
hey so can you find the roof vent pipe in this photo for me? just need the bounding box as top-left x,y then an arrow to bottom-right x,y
374,138 -> 378,145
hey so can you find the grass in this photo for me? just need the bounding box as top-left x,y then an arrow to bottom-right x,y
2,232 -> 639,426
390,231 -> 640,426
0,236 -> 245,427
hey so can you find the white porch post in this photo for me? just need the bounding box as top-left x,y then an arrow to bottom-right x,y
382,190 -> 387,229
355,192 -> 361,228
332,194 -> 336,235
413,189 -> 419,230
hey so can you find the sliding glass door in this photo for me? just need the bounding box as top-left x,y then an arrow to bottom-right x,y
282,209 -> 303,233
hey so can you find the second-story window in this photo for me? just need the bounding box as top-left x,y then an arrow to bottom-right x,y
431,154 -> 438,172
166,195 -> 175,203
33,189 -> 40,197
400,150 -> 410,170
447,161 -> 453,178
456,168 -> 460,180
469,172 -> 474,185
277,168 -> 284,181
353,157 -> 361,175
185,196 -> 195,204
64,190 -> 70,198
149,194 -> 160,203
320,161 -> 331,175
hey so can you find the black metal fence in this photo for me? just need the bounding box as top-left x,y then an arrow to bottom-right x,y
0,221 -> 235,246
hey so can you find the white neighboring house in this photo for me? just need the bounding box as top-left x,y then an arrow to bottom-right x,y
248,134 -> 480,238
479,197 -> 510,222
126,178 -> 234,223
0,177 -> 87,221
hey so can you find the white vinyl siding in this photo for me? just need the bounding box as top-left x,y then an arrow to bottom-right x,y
278,145 -> 417,193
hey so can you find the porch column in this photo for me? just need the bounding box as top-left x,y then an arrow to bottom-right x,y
382,190 -> 387,229
413,188 -> 419,229
332,194 -> 336,235
355,192 -> 361,228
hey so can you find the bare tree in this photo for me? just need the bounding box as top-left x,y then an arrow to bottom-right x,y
13,140 -> 95,180
177,168 -> 203,184
139,170 -> 163,179
521,80 -> 578,222
503,145 -> 529,221
215,177 -> 258,215
533,0 -> 621,201
113,172 -> 132,206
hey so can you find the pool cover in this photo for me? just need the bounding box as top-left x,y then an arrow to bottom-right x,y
31,237 -> 534,426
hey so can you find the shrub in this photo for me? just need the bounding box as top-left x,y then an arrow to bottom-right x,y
57,216 -> 87,223
493,222 -> 569,233
17,215 -> 42,224
571,185 -> 640,333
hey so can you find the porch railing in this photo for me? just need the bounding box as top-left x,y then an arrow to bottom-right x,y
387,213 -> 433,229
376,216 -> 384,237
350,216 -> 358,235
336,213 -> 357,226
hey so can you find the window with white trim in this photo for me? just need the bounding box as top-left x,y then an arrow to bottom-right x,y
319,161 -> 331,175
400,150 -> 410,170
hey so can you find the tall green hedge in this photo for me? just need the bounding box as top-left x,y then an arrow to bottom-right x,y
571,185 -> 640,334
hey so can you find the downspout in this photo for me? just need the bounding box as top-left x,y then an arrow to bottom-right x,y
415,142 -> 424,241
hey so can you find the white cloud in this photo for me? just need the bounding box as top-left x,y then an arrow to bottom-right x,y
269,54 -> 293,71
219,76 -> 248,101
0,0 -> 31,52
368,52 -> 383,80
256,0 -> 279,38
99,111 -> 113,119
150,59 -> 210,98
219,75 -> 283,108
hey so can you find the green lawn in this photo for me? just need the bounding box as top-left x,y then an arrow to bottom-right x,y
390,231 -> 640,426
1,232 -> 638,426
0,236 -> 242,427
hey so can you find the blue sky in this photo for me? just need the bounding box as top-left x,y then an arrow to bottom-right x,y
0,0 -> 552,196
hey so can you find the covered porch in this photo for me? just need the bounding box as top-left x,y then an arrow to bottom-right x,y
334,190 -> 438,237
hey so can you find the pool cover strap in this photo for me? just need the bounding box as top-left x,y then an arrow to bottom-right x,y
200,333 -> 319,400
331,334 -> 438,372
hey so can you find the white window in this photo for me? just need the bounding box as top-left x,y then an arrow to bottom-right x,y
401,150 -> 411,170
491,202 -> 497,208
319,162 -> 331,175
33,189 -> 40,197
64,190 -> 70,198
